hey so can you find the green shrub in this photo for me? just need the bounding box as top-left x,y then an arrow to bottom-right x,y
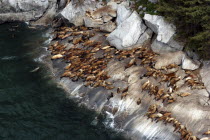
132,0 -> 210,59
131,0 -> 157,16
157,0 -> 210,59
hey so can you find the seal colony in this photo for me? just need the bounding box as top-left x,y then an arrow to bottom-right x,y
48,24 -> 209,140
1,0 -> 210,139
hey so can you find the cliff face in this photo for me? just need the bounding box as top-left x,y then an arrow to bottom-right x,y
0,0 -> 59,25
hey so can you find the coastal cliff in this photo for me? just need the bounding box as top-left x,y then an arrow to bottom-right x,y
1,0 -> 210,140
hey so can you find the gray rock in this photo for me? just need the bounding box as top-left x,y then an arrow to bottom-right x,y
151,39 -> 178,54
61,0 -> 96,26
200,61 -> 210,94
30,3 -> 57,26
168,38 -> 184,51
116,4 -> 132,25
186,50 -> 200,61
58,0 -> 67,9
136,28 -> 153,45
155,51 -> 185,69
100,21 -> 116,33
84,17 -> 103,28
107,11 -> 146,49
144,14 -> 175,44
181,55 -> 200,70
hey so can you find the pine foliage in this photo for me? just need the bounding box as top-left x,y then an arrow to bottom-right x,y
157,0 -> 210,58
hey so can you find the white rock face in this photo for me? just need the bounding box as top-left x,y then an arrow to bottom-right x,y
182,56 -> 200,70
107,11 -> 146,49
116,4 -> 132,25
6,0 -> 49,12
144,14 -> 184,53
0,0 -> 50,23
144,14 -> 175,44
61,0 -> 96,26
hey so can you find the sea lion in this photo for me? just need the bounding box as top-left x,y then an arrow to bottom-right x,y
125,58 -> 136,69
107,92 -> 114,101
51,54 -> 63,60
203,130 -> 210,135
177,92 -> 191,97
121,92 -> 129,99
148,113 -> 163,121
30,67 -> 40,73
142,80 -> 151,90
137,98 -> 141,105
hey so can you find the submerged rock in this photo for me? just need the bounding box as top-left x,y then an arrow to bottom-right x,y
107,11 -> 146,49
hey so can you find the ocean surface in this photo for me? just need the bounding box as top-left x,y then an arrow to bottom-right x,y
0,23 -> 126,140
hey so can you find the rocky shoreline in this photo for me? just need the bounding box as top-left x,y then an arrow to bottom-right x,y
1,0 -> 210,140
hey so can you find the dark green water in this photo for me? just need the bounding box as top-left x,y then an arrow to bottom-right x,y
0,23 -> 126,140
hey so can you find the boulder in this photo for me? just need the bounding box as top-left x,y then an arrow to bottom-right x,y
200,61 -> 210,96
136,28 -> 153,45
151,39 -> 180,54
144,14 -> 184,53
30,3 -> 57,26
84,17 -> 103,28
61,0 -> 96,26
181,55 -> 200,70
100,21 -> 116,33
116,4 -> 132,25
143,14 -> 175,44
155,51 -> 185,69
107,11 -> 146,49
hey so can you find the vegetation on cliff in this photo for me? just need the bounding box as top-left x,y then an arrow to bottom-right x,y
132,0 -> 210,59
